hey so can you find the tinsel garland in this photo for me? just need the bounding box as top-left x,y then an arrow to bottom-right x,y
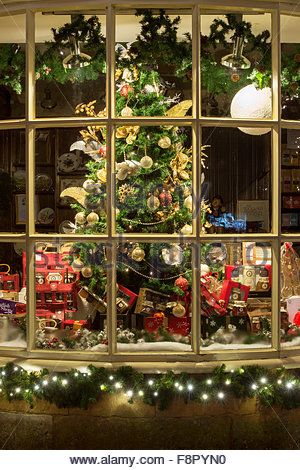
1,362 -> 300,411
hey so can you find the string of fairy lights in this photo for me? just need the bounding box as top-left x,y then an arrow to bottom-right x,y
0,363 -> 299,410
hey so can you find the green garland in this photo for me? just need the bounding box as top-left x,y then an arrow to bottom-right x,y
1,362 -> 300,411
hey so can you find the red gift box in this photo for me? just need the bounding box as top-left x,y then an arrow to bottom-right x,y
200,279 -> 227,317
168,316 -> 191,336
144,316 -> 168,333
225,264 -> 271,291
219,280 -> 250,308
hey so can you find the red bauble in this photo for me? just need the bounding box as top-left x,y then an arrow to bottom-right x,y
120,84 -> 133,97
175,276 -> 189,291
159,190 -> 172,207
99,145 -> 106,157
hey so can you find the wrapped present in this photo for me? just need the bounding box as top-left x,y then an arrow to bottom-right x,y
168,316 -> 191,336
287,296 -> 300,323
116,284 -> 138,314
225,264 -> 271,292
78,286 -> 107,314
135,288 -> 170,315
144,314 -> 168,333
201,280 -> 227,317
247,310 -> 271,333
61,319 -> 87,330
219,280 -> 250,308
228,301 -> 248,317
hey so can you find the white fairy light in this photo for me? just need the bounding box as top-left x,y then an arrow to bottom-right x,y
52,376 -> 58,382
148,380 -> 154,386
230,369 -> 235,374
15,387 -> 21,393
251,384 -> 258,390
114,382 -> 122,389
225,379 -> 231,386
9,393 -> 13,397
14,367 -> 19,372
126,390 -> 133,398
187,384 -> 194,391
74,372 -> 79,378
174,382 -> 179,388
202,393 -> 209,401
153,391 -> 158,397
34,384 -> 40,391
109,375 -> 114,381
138,390 -> 144,397
206,379 -> 212,385
217,392 -> 225,399
277,379 -> 282,385
62,379 -> 68,386
1,371 -> 6,376
178,385 -> 183,392
286,382 -> 293,390
42,380 -> 48,387
260,377 -> 267,384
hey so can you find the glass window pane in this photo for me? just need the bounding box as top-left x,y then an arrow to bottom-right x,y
281,14 -> 300,120
35,12 -> 106,118
0,242 -> 26,348
201,127 -> 271,234
200,241 -> 272,351
0,129 -> 26,232
201,12 -> 272,118
281,241 -> 300,349
281,128 -> 300,233
34,242 -> 108,351
34,127 -> 107,234
115,9 -> 192,117
117,242 -> 192,352
115,125 -> 193,234
0,14 -> 25,120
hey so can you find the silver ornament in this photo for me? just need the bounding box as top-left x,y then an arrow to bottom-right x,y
161,244 -> 183,266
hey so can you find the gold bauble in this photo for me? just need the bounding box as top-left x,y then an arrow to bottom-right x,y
140,156 -> 153,169
158,136 -> 171,149
131,246 -> 145,262
96,169 -> 107,184
86,212 -> 99,225
147,195 -> 160,211
172,303 -> 186,318
184,195 -> 193,212
81,266 -> 93,278
75,212 -> 86,225
181,224 -> 192,235
121,106 -> 133,117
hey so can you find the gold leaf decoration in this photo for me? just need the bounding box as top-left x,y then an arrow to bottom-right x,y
165,100 -> 193,117
60,187 -> 88,207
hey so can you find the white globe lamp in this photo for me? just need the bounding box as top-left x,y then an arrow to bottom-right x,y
230,84 -> 272,135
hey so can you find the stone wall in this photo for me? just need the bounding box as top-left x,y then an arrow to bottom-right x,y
0,395 -> 299,449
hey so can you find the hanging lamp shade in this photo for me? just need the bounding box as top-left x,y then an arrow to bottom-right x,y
62,36 -> 91,69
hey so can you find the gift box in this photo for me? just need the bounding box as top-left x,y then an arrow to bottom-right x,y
228,301 -> 248,317
168,316 -> 191,336
225,264 -> 271,292
61,319 -> 87,330
135,288 -> 170,314
116,284 -> 138,314
144,315 -> 168,333
200,278 -> 227,317
219,280 -> 250,308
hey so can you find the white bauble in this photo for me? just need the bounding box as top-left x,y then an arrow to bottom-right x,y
161,244 -> 183,266
230,84 -> 271,135
200,263 -> 210,275
72,258 -> 85,272
75,212 -> 86,225
83,179 -> 97,193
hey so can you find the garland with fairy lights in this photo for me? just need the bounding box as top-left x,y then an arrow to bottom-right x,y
1,362 -> 300,410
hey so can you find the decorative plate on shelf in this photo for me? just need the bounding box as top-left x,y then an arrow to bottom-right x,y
13,170 -> 26,191
35,173 -> 53,192
37,207 -> 55,225
58,152 -> 81,173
